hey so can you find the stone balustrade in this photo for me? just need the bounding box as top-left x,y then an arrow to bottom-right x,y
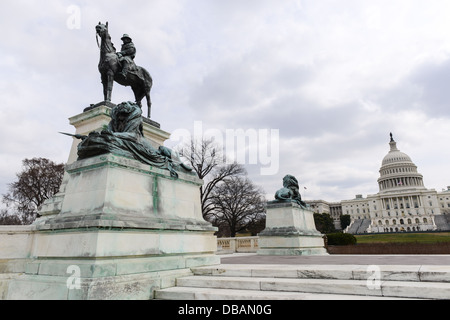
217,236 -> 259,253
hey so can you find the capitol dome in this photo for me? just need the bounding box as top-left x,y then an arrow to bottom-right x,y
378,133 -> 425,193
382,146 -> 412,166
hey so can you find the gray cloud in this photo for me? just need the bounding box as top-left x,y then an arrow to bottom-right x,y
1,0 -> 450,204
409,58 -> 450,118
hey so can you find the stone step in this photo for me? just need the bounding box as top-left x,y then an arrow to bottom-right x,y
171,275 -> 450,299
191,264 -> 450,282
155,286 -> 411,300
155,264 -> 450,300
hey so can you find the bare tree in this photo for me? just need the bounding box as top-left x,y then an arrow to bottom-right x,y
2,158 -> 65,224
209,175 -> 266,237
0,208 -> 23,225
177,138 -> 246,219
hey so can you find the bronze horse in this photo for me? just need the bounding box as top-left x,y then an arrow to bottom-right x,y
95,22 -> 153,118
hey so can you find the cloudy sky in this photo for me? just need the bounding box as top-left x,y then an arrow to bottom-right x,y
1,0 -> 450,205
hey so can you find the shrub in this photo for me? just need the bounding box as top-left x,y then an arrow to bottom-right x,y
340,214 -> 351,230
326,233 -> 357,246
314,213 -> 336,234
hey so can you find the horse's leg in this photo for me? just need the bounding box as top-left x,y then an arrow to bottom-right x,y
101,73 -> 108,101
106,70 -> 114,101
132,86 -> 143,109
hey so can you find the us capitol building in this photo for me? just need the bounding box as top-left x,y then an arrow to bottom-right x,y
306,134 -> 450,234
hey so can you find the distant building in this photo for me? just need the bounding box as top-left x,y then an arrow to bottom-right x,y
307,134 -> 450,234
305,200 -> 342,230
343,134 -> 450,233
438,188 -> 450,215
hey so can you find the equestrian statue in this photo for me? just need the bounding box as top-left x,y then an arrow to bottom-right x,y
95,22 -> 153,118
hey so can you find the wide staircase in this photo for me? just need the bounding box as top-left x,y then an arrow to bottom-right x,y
347,218 -> 371,234
346,219 -> 363,234
155,264 -> 450,300
357,218 -> 372,233
434,215 -> 450,231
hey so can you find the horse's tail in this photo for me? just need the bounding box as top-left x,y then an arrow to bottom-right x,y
129,66 -> 153,117
140,68 -> 152,118
140,67 -> 153,93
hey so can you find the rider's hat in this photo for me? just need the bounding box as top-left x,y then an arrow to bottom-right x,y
121,34 -> 132,41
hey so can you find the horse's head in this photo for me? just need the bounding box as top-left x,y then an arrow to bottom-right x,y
96,21 -> 109,38
96,21 -> 116,53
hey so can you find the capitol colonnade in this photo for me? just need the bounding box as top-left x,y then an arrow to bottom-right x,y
378,176 -> 424,190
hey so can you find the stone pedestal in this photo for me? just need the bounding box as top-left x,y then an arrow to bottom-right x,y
6,154 -> 219,300
39,102 -> 172,223
257,202 -> 328,256
67,102 -> 171,164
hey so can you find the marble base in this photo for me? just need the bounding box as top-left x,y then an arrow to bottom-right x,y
7,253 -> 219,300
3,154 -> 220,300
258,201 -> 328,256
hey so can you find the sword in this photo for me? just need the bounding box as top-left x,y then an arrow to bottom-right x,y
59,132 -> 88,140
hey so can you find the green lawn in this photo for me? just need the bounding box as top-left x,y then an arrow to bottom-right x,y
355,232 -> 450,244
